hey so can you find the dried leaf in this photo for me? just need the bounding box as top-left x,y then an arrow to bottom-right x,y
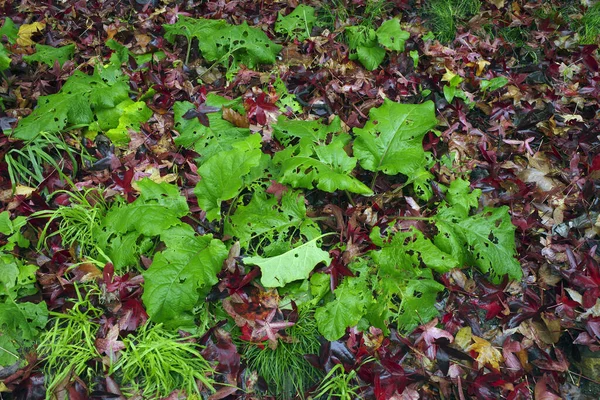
467,336 -> 503,369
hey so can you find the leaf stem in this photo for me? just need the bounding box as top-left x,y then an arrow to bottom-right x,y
369,172 -> 379,191
395,216 -> 433,221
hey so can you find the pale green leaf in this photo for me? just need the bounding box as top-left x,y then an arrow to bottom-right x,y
376,19 -> 410,51
244,238 -> 331,288
275,4 -> 316,41
105,100 -> 153,145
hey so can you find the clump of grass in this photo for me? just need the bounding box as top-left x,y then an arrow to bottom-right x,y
580,2 -> 600,44
312,363 -> 361,400
37,285 -> 103,396
243,310 -> 322,399
111,323 -> 216,398
33,187 -> 107,258
317,0 -> 390,33
5,131 -> 92,189
423,0 -> 481,43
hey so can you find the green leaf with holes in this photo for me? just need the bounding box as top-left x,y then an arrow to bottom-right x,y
23,43 -> 75,67
224,189 -> 321,256
12,69 -> 130,140
273,117 -> 373,195
353,99 -> 437,176
164,17 -> 281,71
244,238 -> 331,288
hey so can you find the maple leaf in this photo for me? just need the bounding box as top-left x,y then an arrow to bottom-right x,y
467,336 -> 503,370
415,318 -> 454,359
95,324 -> 125,362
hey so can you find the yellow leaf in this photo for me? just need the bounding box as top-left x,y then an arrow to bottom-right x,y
17,22 -> 46,46
467,335 -> 503,369
475,59 -> 490,76
441,68 -> 457,83
455,326 -> 472,350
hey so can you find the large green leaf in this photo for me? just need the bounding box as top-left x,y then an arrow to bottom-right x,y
275,4 -> 316,41
224,189 -> 321,255
104,100 -> 153,145
315,277 -> 370,341
454,207 -> 522,283
142,225 -> 227,329
194,134 -> 263,221
164,17 -> 281,70
244,238 -> 331,288
0,299 -> 48,367
12,69 -> 130,140
376,19 -> 410,52
273,118 -> 372,195
353,100 -> 437,176
173,101 -> 250,165
103,179 -> 189,237
23,43 -> 75,67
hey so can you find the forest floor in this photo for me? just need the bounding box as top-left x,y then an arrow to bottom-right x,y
1,0 -> 600,399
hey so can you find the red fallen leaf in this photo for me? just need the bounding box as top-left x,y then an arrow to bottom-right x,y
414,318 -> 454,359
119,299 -> 148,331
245,93 -> 279,126
534,374 -> 562,400
532,348 -> 569,372
591,154 -> 600,172
95,324 -> 125,361
502,338 -> 525,376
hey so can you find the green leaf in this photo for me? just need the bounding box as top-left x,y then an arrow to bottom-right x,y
376,19 -> 410,52
0,43 -> 10,71
275,4 -> 316,41
23,43 -> 75,67
104,179 -> 189,237
0,211 -> 12,235
454,207 -> 522,283
164,17 -> 281,71
0,18 -> 18,44
274,132 -> 373,195
315,277 -> 369,341
443,85 -> 456,103
104,100 -> 152,145
194,134 -> 263,221
244,238 -> 331,288
173,101 -> 250,164
353,99 -> 437,176
395,277 -> 444,331
480,76 -> 509,93
225,189 -> 321,255
355,45 -> 386,70
142,225 -> 227,329
12,69 -> 129,140
0,299 -> 48,367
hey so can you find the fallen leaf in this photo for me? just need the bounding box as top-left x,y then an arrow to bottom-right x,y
467,336 -> 503,370
17,22 -> 45,46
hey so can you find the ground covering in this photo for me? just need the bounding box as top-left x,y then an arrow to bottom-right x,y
1,0 -> 600,399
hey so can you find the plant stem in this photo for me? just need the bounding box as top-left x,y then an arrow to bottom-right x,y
395,216 -> 433,221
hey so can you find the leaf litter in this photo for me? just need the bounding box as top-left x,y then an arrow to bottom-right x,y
0,0 -> 600,399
